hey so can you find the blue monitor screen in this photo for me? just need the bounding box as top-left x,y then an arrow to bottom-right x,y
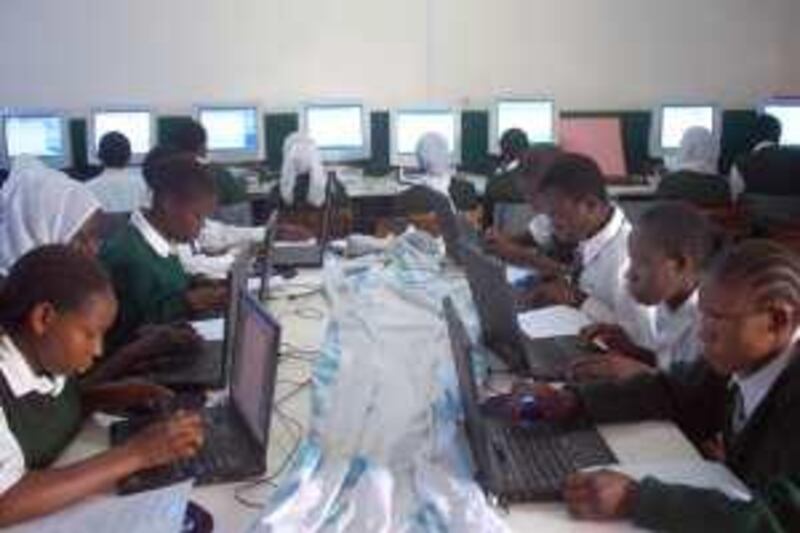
5,115 -> 64,158
396,111 -> 456,155
199,108 -> 259,152
306,105 -> 364,150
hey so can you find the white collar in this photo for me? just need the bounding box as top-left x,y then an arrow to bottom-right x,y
733,329 -> 800,421
0,336 -> 65,398
656,290 -> 698,335
578,205 -> 626,267
753,141 -> 777,153
130,210 -> 175,258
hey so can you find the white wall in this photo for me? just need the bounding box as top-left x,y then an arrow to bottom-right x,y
0,0 -> 795,113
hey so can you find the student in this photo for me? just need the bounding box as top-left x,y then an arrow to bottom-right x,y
0,245 -> 203,526
413,132 -> 477,210
729,114 -> 800,198
656,127 -> 730,205
518,240 -> 800,532
280,132 -> 329,208
482,128 -> 530,228
571,202 -> 720,381
101,153 -> 227,349
519,153 -> 656,347
86,132 -> 150,213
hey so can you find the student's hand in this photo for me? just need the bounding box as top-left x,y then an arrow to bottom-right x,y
563,470 -> 638,521
81,381 -> 175,414
277,223 -> 315,242
568,354 -> 656,383
510,381 -> 581,421
125,411 -> 204,470
701,434 -> 727,462
484,228 -> 520,258
519,279 -> 586,309
185,286 -> 229,314
580,324 -> 634,353
135,323 -> 203,356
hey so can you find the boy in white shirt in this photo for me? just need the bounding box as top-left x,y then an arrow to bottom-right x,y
87,132 -> 150,214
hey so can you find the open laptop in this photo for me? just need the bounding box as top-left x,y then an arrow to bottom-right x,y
460,244 -> 598,379
112,290 -> 281,494
256,210 -> 279,301
443,297 -> 615,504
145,250 -> 251,389
271,171 -> 336,268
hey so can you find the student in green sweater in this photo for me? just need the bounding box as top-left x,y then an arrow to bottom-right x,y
101,154 -> 228,349
0,246 -> 203,526
516,239 -> 800,532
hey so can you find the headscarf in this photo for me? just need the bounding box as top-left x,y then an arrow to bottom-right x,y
415,132 -> 453,197
673,127 -> 719,175
280,133 -> 327,207
0,156 -> 101,274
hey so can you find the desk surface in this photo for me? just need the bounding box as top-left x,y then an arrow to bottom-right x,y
60,268 -> 696,532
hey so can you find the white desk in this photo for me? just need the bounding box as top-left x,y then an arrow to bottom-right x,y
60,268 -> 699,532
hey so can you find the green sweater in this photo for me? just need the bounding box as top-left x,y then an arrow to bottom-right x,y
100,224 -> 189,349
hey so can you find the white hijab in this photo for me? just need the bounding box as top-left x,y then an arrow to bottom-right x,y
415,132 -> 453,197
673,127 -> 719,175
0,156 -> 101,274
280,133 -> 327,207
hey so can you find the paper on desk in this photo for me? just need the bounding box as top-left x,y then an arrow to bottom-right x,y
5,480 -> 193,533
506,265 -> 537,285
517,306 -> 592,339
190,318 -> 225,341
247,275 -> 288,293
274,238 -> 317,248
588,460 -> 752,502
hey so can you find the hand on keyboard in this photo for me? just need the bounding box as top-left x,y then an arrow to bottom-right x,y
123,410 -> 205,470
563,470 -> 638,521
510,381 -> 581,422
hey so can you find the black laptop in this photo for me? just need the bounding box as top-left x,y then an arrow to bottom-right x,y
145,250 -> 252,389
256,210 -> 279,301
112,290 -> 281,494
460,244 -> 598,379
271,171 -> 336,268
443,297 -> 615,504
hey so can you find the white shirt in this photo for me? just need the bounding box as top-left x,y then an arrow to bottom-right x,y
177,219 -> 265,280
733,330 -> 800,424
0,335 -> 66,495
729,141 -> 777,202
653,290 -> 701,370
578,206 -> 657,349
87,167 -> 151,214
130,210 -> 176,258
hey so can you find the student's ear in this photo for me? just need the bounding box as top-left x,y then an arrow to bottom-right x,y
765,299 -> 796,338
28,302 -> 58,337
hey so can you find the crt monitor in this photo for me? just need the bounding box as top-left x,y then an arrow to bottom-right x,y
91,109 -> 154,165
492,99 -> 556,151
196,105 -> 263,163
392,108 -> 460,167
2,112 -> 69,168
303,103 -> 369,162
654,104 -> 718,154
763,100 -> 800,146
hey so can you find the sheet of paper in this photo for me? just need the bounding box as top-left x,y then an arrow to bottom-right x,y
274,238 -> 317,249
587,460 -> 752,502
506,265 -> 537,285
247,275 -> 288,293
517,306 -> 592,339
190,317 -> 225,341
6,481 -> 193,533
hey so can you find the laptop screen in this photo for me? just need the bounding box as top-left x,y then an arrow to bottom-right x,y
230,292 -> 281,448
259,211 -> 279,301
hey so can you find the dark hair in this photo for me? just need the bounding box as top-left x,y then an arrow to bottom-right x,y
637,202 -> 721,269
98,131 -> 132,168
168,120 -> 207,154
752,114 -> 782,145
0,245 -> 112,330
147,152 -> 216,201
519,144 -> 563,193
706,239 -> 800,310
142,144 -> 183,189
538,152 -> 608,203
499,128 -> 530,157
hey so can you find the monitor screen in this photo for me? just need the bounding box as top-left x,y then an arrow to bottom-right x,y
198,107 -> 259,152
4,115 -> 65,159
231,293 -> 279,447
560,117 -> 627,177
764,104 -> 800,146
660,106 -> 715,150
93,110 -> 153,155
306,105 -> 364,150
396,110 -> 456,155
496,100 -> 555,145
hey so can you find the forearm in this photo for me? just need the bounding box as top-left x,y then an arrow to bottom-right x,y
0,445 -> 141,526
79,339 -> 152,387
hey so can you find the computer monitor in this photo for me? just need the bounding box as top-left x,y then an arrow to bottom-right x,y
491,98 -> 556,151
560,117 -> 627,178
196,105 -> 263,163
90,108 -> 154,165
391,108 -> 461,167
652,104 -> 719,155
2,111 -> 70,168
302,102 -> 369,162
762,99 -> 800,146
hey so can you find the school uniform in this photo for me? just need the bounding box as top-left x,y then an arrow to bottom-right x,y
575,334 -> 800,532
575,206 -> 657,349
0,335 -> 81,495
100,210 -> 190,349
656,170 -> 731,206
652,290 -> 702,370
87,167 -> 151,214
728,141 -> 800,200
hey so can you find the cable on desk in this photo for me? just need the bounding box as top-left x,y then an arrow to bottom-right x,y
293,305 -> 325,320
276,378 -> 312,405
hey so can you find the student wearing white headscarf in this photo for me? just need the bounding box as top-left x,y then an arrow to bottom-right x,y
280,133 -> 328,207
415,132 -> 453,198
0,156 -> 102,275
656,127 -> 730,205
